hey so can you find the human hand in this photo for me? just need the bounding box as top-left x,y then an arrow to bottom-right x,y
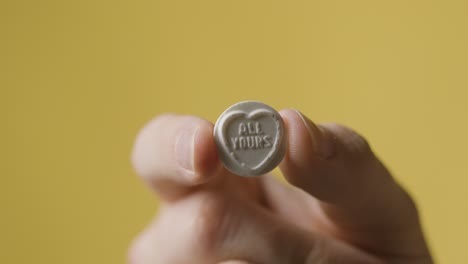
129,109 -> 433,264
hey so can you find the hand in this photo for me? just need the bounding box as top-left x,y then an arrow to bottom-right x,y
128,109 -> 433,264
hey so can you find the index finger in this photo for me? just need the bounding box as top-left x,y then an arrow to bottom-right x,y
278,109 -> 431,258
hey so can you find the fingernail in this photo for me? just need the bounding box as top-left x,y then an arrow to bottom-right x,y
175,127 -> 198,172
293,109 -> 334,159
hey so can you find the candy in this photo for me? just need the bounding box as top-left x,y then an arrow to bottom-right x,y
213,101 -> 286,177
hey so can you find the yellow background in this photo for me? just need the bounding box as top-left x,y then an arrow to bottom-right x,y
2,1 -> 467,263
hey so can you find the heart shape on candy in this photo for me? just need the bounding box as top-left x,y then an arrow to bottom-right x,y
214,101 -> 286,177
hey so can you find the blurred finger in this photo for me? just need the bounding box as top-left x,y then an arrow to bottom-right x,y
278,109 -> 431,257
131,114 -> 222,201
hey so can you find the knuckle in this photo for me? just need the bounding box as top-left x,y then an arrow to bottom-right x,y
128,194 -> 232,264
189,193 -> 230,255
324,122 -> 373,160
304,237 -> 329,264
145,195 -> 232,261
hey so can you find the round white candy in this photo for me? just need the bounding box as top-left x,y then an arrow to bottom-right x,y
213,101 -> 286,177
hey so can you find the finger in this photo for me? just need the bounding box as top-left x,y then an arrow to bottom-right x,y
278,109 -> 431,256
131,114 -> 222,201
259,173 -> 329,234
217,261 -> 251,264
129,191 -> 381,264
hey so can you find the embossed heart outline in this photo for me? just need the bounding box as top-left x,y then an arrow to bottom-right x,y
219,108 -> 283,175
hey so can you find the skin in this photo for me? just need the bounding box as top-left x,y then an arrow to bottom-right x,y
128,109 -> 434,264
